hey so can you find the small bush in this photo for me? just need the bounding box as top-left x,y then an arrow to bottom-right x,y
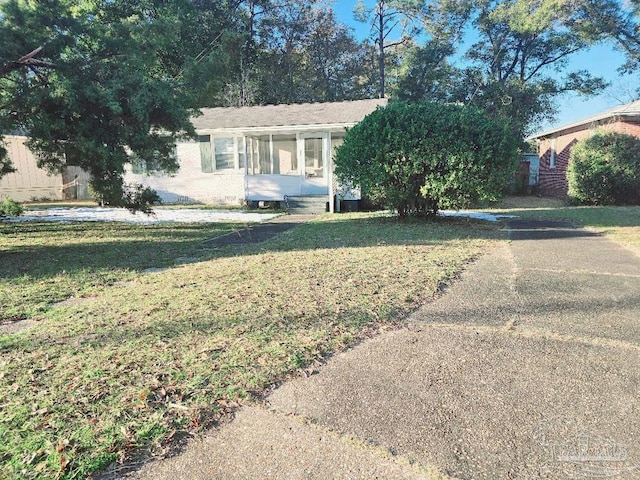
568,132 -> 640,205
0,198 -> 24,217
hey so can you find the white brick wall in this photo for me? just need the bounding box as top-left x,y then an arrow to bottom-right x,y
124,141 -> 246,205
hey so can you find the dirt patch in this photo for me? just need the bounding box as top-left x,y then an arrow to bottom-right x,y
52,296 -> 97,308
143,267 -> 169,274
0,318 -> 39,335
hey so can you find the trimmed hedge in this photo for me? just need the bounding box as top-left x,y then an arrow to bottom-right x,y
333,102 -> 519,217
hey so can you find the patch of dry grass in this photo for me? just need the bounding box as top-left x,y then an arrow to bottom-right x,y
0,221 -> 241,321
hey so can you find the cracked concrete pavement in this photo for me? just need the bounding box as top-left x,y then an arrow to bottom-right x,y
112,219 -> 640,480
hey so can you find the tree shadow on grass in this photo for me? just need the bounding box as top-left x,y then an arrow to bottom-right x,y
506,218 -> 603,240
0,221 -> 245,281
0,214 -> 613,284
0,215 -> 496,281
497,205 -> 640,230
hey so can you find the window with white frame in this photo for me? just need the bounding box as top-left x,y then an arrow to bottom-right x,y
245,135 -> 300,175
247,135 -> 275,175
550,137 -> 557,169
238,137 -> 246,169
304,137 -> 323,178
199,135 -> 244,172
214,137 -> 235,170
272,135 -> 298,175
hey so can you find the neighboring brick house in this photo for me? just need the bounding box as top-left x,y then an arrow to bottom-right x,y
528,100 -> 640,196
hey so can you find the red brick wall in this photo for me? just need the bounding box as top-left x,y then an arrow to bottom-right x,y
537,119 -> 640,197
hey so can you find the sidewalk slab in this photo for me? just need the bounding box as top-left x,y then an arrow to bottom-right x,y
267,219 -> 640,479
268,326 -> 640,480
120,406 -> 440,480
513,272 -> 640,344
508,220 -> 640,276
408,243 -> 517,328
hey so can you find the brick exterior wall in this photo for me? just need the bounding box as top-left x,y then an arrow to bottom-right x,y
537,119 -> 640,197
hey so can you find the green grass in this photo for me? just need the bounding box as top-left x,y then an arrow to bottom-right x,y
484,197 -> 640,251
0,213 -> 499,479
0,221 -> 244,321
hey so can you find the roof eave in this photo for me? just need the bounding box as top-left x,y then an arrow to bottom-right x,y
195,122 -> 357,135
529,115 -> 612,140
529,105 -> 640,140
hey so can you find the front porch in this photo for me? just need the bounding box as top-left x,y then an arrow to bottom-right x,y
199,130 -> 345,211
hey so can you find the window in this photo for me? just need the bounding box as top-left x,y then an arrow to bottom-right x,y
237,137 -> 246,170
305,137 -> 323,178
248,136 -> 271,174
199,135 -> 213,173
200,136 -> 245,172
214,137 -> 235,170
272,135 -> 298,175
258,136 -> 271,174
550,138 -> 557,169
129,152 -> 162,175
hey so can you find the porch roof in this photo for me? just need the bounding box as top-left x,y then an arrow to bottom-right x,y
192,98 -> 388,131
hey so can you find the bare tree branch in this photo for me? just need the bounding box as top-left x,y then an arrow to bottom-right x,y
0,47 -> 56,78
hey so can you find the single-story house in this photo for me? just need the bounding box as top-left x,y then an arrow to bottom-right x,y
124,98 -> 388,212
528,99 -> 640,196
0,135 -> 90,202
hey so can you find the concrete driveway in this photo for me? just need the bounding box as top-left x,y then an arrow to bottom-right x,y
118,219 -> 640,480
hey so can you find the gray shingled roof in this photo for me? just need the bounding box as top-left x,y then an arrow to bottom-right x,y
192,98 -> 388,130
530,99 -> 640,139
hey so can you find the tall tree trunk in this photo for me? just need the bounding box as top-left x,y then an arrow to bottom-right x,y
239,0 -> 257,106
378,2 -> 385,98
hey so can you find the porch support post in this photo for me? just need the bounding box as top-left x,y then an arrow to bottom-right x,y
328,134 -> 335,213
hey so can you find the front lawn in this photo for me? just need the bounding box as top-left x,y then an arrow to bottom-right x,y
0,221 -> 241,322
0,213 -> 500,479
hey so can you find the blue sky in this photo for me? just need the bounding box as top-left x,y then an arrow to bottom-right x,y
331,1 -> 638,134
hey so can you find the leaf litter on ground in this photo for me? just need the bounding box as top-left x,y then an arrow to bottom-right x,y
0,212 -> 502,479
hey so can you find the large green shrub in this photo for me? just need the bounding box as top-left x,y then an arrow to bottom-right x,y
334,102 -> 519,217
567,132 -> 640,205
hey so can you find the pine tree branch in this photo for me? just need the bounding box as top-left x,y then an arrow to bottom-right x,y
0,47 -> 56,78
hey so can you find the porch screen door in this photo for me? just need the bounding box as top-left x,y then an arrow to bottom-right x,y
301,135 -> 328,195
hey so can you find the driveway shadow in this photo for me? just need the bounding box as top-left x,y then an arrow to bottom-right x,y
506,218 -> 601,240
